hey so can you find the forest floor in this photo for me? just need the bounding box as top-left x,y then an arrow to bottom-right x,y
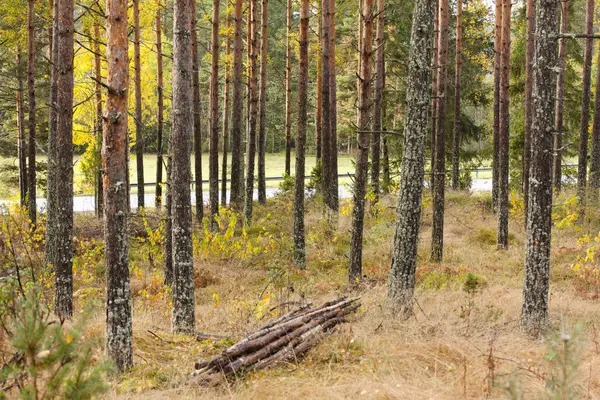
7,188 -> 600,399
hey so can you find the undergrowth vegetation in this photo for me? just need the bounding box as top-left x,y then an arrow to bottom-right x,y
1,190 -> 600,398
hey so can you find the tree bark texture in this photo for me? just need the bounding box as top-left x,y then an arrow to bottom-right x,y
229,0 -> 244,210
589,40 -> 600,199
524,0 -> 536,211
451,0 -> 462,191
349,0 -> 373,283
388,0 -> 433,317
430,0 -> 438,181
522,0 -> 559,336
133,0 -> 144,209
192,0 -> 204,221
328,0 -> 339,213
221,11 -> 232,207
285,0 -> 293,173
553,1 -> 567,193
492,0 -> 502,212
27,0 -> 37,224
257,0 -> 269,205
171,0 -> 196,334
371,0 -> 384,202
209,0 -> 220,229
155,7 -> 164,209
497,0 -> 510,249
321,0 -> 332,210
315,0 -> 322,162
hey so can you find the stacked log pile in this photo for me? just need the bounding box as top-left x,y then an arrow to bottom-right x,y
191,296 -> 361,385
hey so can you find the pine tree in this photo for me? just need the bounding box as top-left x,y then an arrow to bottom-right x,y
16,50 -> 27,208
26,0 -> 36,224
284,0 -> 293,174
497,0 -> 510,249
192,0 -> 203,221
209,0 -> 220,229
451,0 -> 462,191
524,0 -> 536,211
257,0 -> 269,205
492,0 -> 502,212
155,4 -> 165,209
221,10 -> 232,207
133,0 -> 144,209
371,0 -> 384,203
93,22 -> 103,217
553,1 -> 568,193
229,0 -> 244,210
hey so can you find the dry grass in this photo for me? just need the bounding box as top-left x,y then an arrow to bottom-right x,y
71,190 -> 600,399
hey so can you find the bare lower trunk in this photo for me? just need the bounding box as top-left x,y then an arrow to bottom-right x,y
284,0 -> 292,174
104,0 -> 133,370
430,0 -> 448,263
370,0 -> 384,203
328,0 -> 338,213
171,0 -> 196,334
293,0 -> 309,269
209,0 -> 220,229
497,0 -> 510,249
27,0 -> 37,224
315,1 -> 322,162
524,0 -> 536,212
94,23 -> 103,217
192,0 -> 204,221
430,0 -> 438,182
553,1 -> 567,193
230,0 -> 244,210
450,0 -> 462,191
321,0 -> 331,209
257,0 -> 269,205
221,11 -> 232,207
388,0 -> 433,317
349,0 -> 373,283
492,0 -> 502,212
155,8 -> 164,209
134,0 -> 144,209
589,41 -> 600,200
16,51 -> 27,208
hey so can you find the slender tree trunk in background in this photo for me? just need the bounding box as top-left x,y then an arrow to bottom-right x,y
371,0 -> 384,204
27,0 -> 37,224
553,0 -> 567,193
450,0 -> 462,191
577,0 -> 594,208
230,0 -> 244,210
388,0 -> 433,317
171,0 -> 195,334
430,0 -> 448,263
103,0 -> 133,371
349,0 -> 373,283
315,0 -> 322,162
16,51 -> 27,207
133,0 -> 144,209
93,23 -> 103,217
430,0 -> 438,181
164,147 -> 173,285
257,0 -> 269,205
155,7 -> 165,209
192,0 -> 204,221
244,0 -> 259,225
328,0 -> 339,213
497,0 -> 511,249
293,0 -> 309,269
50,0 -> 75,321
522,0 -> 559,337
221,11 -> 232,207
492,0 -> 502,212
321,0 -> 331,208
209,0 -> 220,229
382,83 -> 390,193
524,0 -> 536,213
284,0 -> 293,173
589,41 -> 600,200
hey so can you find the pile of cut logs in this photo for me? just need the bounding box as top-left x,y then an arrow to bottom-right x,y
191,296 -> 361,385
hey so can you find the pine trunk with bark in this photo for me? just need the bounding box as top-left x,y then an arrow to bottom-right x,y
257,0 -> 268,205
27,0 -> 37,224
133,0 -> 144,209
284,0 -> 292,174
450,0 -> 462,191
492,0 -> 502,212
93,23 -> 103,217
349,0 -> 373,283
293,0 -> 309,269
192,0 -> 204,221
497,0 -> 510,249
315,1 -> 322,162
171,0 -> 196,334
155,7 -> 164,209
244,0 -> 259,225
577,0 -> 594,206
104,0 -> 133,370
522,0 -> 559,336
524,0 -> 536,211
321,0 -> 332,209
388,0 -> 433,317
221,11 -> 232,207
430,0 -> 438,180
589,42 -> 600,199
371,0 -> 384,203
553,1 -> 567,193
430,0 -> 448,263
209,0 -> 220,229
229,0 -> 244,210
328,0 -> 338,213
16,51 -> 27,208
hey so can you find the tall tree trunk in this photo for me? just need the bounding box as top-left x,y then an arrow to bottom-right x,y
497,0 -> 511,249
257,0 -> 268,205
16,51 -> 27,207
171,0 -> 196,334
553,0 -> 568,193
522,0 -> 559,336
230,0 -> 244,210
133,0 -> 144,209
349,0 -> 373,283
450,0 -> 462,191
27,0 -> 37,224
328,0 -> 339,213
284,0 -> 292,174
430,0 -> 448,263
293,0 -> 309,269
590,41 -> 600,200
315,0 -> 322,162
221,11 -> 232,207
192,0 -> 204,221
492,0 -> 502,212
430,0 -> 438,181
371,0 -> 384,203
382,83 -> 390,193
209,0 -> 220,229
577,0 -> 594,207
164,144 -> 173,286
155,6 -> 164,209
244,0 -> 259,225
93,23 -> 103,217
321,0 -> 331,209
388,0 -> 433,317
104,0 -> 133,370
524,0 -> 536,212
50,0 -> 75,320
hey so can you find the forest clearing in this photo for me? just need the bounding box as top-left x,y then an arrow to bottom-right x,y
3,0 -> 600,397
